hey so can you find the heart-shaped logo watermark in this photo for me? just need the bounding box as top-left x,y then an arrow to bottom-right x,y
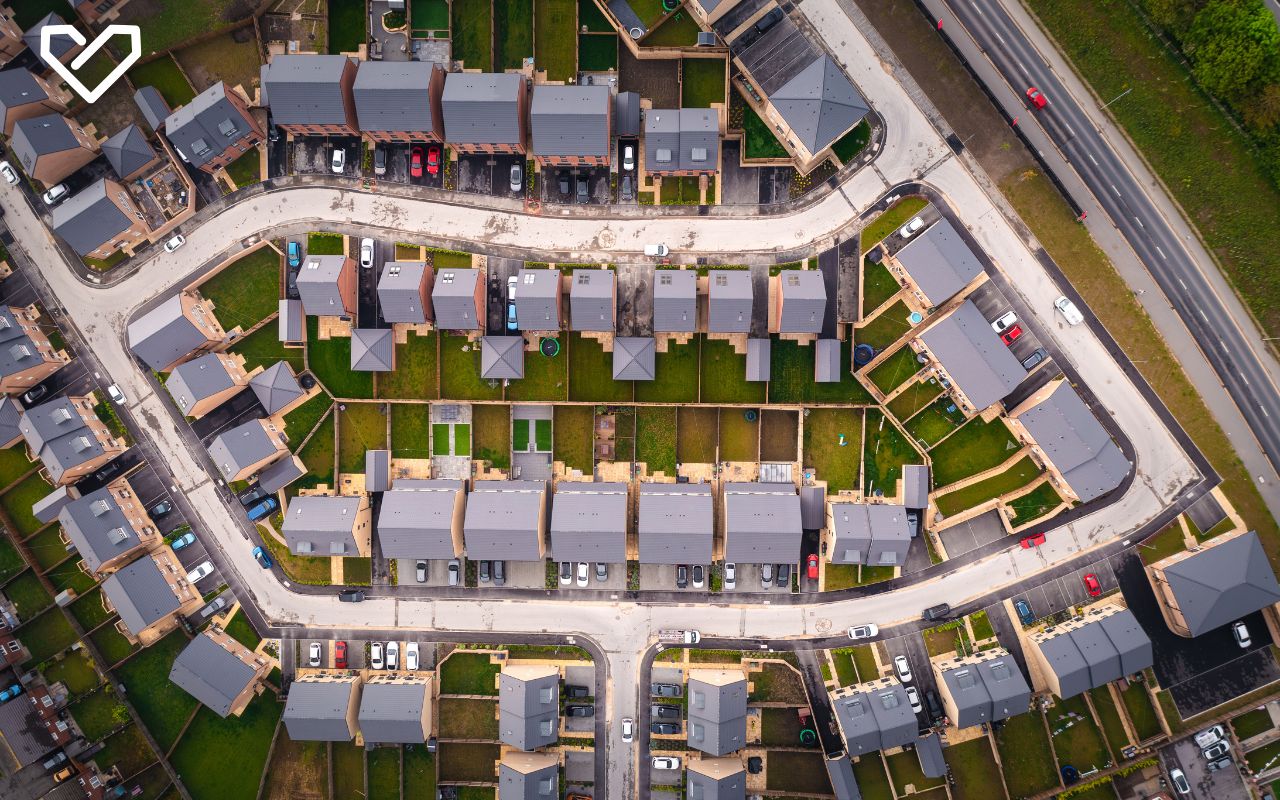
41,24 -> 142,105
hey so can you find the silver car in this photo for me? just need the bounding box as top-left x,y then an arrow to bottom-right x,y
510,163 -> 523,192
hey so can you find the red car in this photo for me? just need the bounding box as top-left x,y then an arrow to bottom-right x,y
426,144 -> 441,176
334,640 -> 348,669
806,554 -> 819,580
410,146 -> 424,178
1020,532 -> 1046,548
1026,87 -> 1047,109
1083,573 -> 1102,597
1001,325 -> 1023,346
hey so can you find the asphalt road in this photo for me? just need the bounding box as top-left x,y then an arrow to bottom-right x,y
938,0 -> 1280,479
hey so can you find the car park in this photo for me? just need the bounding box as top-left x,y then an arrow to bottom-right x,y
252,546 -> 273,569
652,756 -> 681,770
1083,573 -> 1102,597
330,148 -> 345,173
510,163 -> 523,192
1234,620 -> 1252,648
894,655 -> 913,683
41,183 -> 69,206
1000,324 -> 1023,345
247,496 -> 279,521
1169,768 -> 1191,796
676,565 -> 688,588
426,145 -> 440,175
577,562 -> 589,587
448,559 -> 460,586
566,705 -> 595,717
308,642 -> 322,667
1202,741 -> 1229,760
621,717 -> 634,743
1026,87 -> 1048,108
560,562 -> 572,586
386,641 -> 399,670
1014,599 -> 1035,625
692,564 -> 705,588
651,704 -> 680,720
170,531 -> 196,550
20,384 -> 48,407
149,500 -> 173,517
185,561 -> 214,583
1055,295 -> 1084,325
724,562 -> 736,589
1194,726 -> 1225,748
287,241 -> 302,268
410,147 -> 424,178
990,311 -> 1017,333
1021,348 -> 1048,371
416,560 -> 427,582
848,624 -> 878,640
238,485 -> 269,506
405,642 -> 419,670
1020,532 -> 1046,548
652,683 -> 682,698
370,642 -> 384,669
899,216 -> 925,238
334,641 -> 347,669
359,238 -> 374,269
807,554 -> 819,579
651,721 -> 680,735
0,161 -> 18,185
906,686 -> 923,714
338,589 -> 366,602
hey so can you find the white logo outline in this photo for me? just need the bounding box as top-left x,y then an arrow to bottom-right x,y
41,24 -> 142,104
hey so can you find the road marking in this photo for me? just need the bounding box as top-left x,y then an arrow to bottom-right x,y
1110,184 -> 1121,197
1156,246 -> 1167,260
972,1 -> 983,14
1220,340 -> 1230,354
1178,278 -> 1188,290
1064,123 -> 1075,137
994,31 -> 1005,45
1135,217 -> 1144,229
1243,375 -> 1250,386
1088,153 -> 1098,166
1199,310 -> 1209,323
1263,406 -> 1271,418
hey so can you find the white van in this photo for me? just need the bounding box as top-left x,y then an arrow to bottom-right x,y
1054,295 -> 1084,326
643,244 -> 669,257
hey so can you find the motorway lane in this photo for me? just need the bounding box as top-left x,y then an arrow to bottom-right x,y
944,0 -> 1280,477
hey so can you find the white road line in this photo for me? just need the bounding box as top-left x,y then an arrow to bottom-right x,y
1064,123 -> 1075,137
1178,278 -> 1188,290
1110,184 -> 1121,197
1244,375 -> 1251,386
1263,406 -> 1271,419
1135,217 -> 1144,229
1199,310 -> 1210,323
994,31 -> 1005,45
972,1 -> 984,14
1088,154 -> 1098,166
1156,246 -> 1167,260
1016,60 -> 1031,78
1220,340 -> 1230,354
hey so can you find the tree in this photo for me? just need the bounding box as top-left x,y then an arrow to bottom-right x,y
1183,0 -> 1280,105
1245,84 -> 1280,131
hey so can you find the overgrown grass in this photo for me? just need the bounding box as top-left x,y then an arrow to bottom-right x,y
718,408 -> 759,462
636,406 -> 677,475
127,56 -> 196,107
635,339 -> 698,403
677,407 -> 717,463
929,416 -> 1019,487
995,708 -> 1060,797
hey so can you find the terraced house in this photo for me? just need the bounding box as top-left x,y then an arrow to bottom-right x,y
164,81 -> 265,174
58,478 -> 161,575
262,54 -> 359,136
530,84 -> 612,167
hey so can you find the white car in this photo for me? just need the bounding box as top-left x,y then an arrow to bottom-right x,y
163,234 -> 186,252
359,238 -> 374,269
509,163 -> 523,192
308,642 -> 322,667
643,243 -> 669,257
41,184 -> 69,206
560,562 -> 572,586
447,558 -> 460,586
898,216 -> 925,238
652,756 -> 681,770
1193,725 -> 1225,749
185,561 -> 214,583
621,717 -> 634,743
415,560 -> 427,583
893,654 -> 913,683
507,275 -> 518,300
330,147 -> 346,173
385,641 -> 399,670
1054,295 -> 1084,326
990,311 -> 1018,333
724,562 -> 736,590
622,145 -> 635,171
906,686 -> 922,714
1234,621 -> 1252,648
405,642 -> 419,671
106,384 -> 126,405
1169,767 -> 1191,796
0,161 -> 18,185
848,623 -> 879,640
1202,741 -> 1230,760
576,562 -> 589,588
370,642 -> 385,670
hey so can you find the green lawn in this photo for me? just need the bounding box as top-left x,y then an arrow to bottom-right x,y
429,249 -> 474,269
814,340 -> 875,404
169,691 -> 282,800
115,631 -> 199,752
230,322 -> 303,373
700,336 -> 766,404
440,334 -> 503,401
440,652 -> 500,695
1139,520 -> 1187,566
496,0 -> 533,70
741,102 -> 788,159
642,10 -> 702,46
260,525 -> 332,585
861,197 -> 928,251
579,0 -> 612,30
391,404 -> 433,459
6,570 -> 51,621
578,33 -> 618,71
718,408 -> 759,462
935,455 -> 1041,517
433,423 -> 451,456
473,404 -> 511,469
0,445 -> 34,489
338,403 -> 388,473
283,391 -> 333,443
759,706 -> 805,747
307,319 -> 374,399
677,406 -> 718,463
1008,481 -> 1065,528
438,742 -> 501,783
454,424 -> 471,456
2,472 -> 54,537
636,406 -> 677,475
1120,680 -> 1163,741
946,737 -> 1003,800
328,0 -> 367,52
765,751 -> 831,794
659,174 -> 703,205
0,537 -> 22,585
19,607 -> 78,663
378,331 -> 439,399
1248,739 -> 1280,773
852,756 -> 893,800
886,378 -> 941,423
128,56 -> 195,108
412,0 -> 450,27
368,746 -> 401,800
1050,694 -> 1111,772
1233,707 -> 1275,740
90,624 -> 138,666
224,148 -> 261,188
506,343 -> 568,402
92,724 -> 156,780
929,416 -> 1019,487
333,741 -> 364,799
344,557 -> 372,585
635,339 -> 698,403
861,259 -> 900,316
200,248 -> 280,332
534,0 -> 575,81
69,589 -> 113,631
995,708 -> 1060,797
831,121 -> 872,165
438,698 -> 500,739
569,334 -> 633,402
452,0 -> 493,68
886,748 -> 945,794
862,411 -> 921,497
293,413 -> 336,496
770,338 -> 872,404
1089,687 -> 1130,757
70,685 -> 129,742
856,300 -> 916,352
867,346 -> 923,395
805,408 -> 862,492
404,746 -> 436,796
306,233 -> 345,255
42,649 -> 102,697
554,405 -> 594,473
47,557 -> 97,595
224,610 -> 262,650
26,526 -> 72,571
904,396 -> 965,448
682,58 -> 726,107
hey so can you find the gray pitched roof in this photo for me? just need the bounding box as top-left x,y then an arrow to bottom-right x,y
0,69 -> 50,117
32,484 -> 73,525
101,124 -> 156,179
441,72 -> 524,145
263,55 -> 353,126
708,270 -> 752,332
358,681 -> 429,743
432,267 -> 483,329
23,14 -> 75,69
283,679 -> 360,741
653,270 -> 697,332
499,665 -> 560,750
1159,531 -> 1280,636
101,555 -> 180,636
282,495 -> 365,556
941,664 -> 991,727
259,454 -> 306,494
365,449 -> 390,492
1097,609 -> 1153,676
127,294 -> 211,371
531,84 -> 610,157
378,261 -> 431,323
1017,382 -> 1128,503
515,269 -> 561,331
687,671 -> 748,756
638,483 -> 713,564
206,419 -> 281,480
59,484 -> 144,573
0,396 -> 22,449
169,632 -> 259,717
569,269 -> 614,332
279,299 -> 303,342
550,482 -> 627,562
499,754 -> 560,800
918,299 -> 1025,410
353,61 -> 437,133
943,654 -> 1030,725
0,307 -> 49,382
11,113 -> 81,173
1037,610 -> 1153,699
769,55 -> 869,155
167,353 -> 239,415
464,480 -> 546,561
894,218 -> 982,306
644,108 -> 719,172
1038,632 -> 1091,699
815,338 -> 840,382
480,336 -> 525,380
164,82 -> 255,169
51,178 -> 134,258
614,91 -> 641,137
777,271 -> 826,333
296,256 -> 350,316
18,397 -> 106,483
351,328 -> 394,372
250,361 -> 304,415
134,86 -> 171,131
376,479 -> 464,559
723,483 -> 802,564
746,338 -> 770,382
1069,620 -> 1121,687
902,464 -> 929,509
832,682 -> 917,756
613,337 -> 655,380
829,503 -> 910,566
687,759 -> 748,800
916,733 -> 947,779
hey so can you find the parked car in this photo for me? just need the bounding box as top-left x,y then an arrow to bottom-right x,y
370,642 -> 385,670
899,216 -> 925,238
334,641 -> 347,669
577,562 -> 589,587
652,756 -> 681,770
776,562 -> 790,588
652,683 -> 682,698
1026,87 -> 1048,108
1020,532 -> 1046,548
990,311 -> 1018,333
330,147 -> 346,173
651,721 -> 680,735
807,554 -> 819,579
560,561 -> 573,586
106,384 -> 126,404
923,603 -> 951,621
1194,725 -> 1226,749
338,589 -> 365,602
359,238 -> 374,269
1083,573 -> 1102,597
620,175 -> 634,202
426,145 -> 440,176
287,241 -> 302,268
0,161 -> 19,185
92,458 -> 122,484
564,685 -> 590,699
507,302 -> 517,330
760,563 -> 774,587
416,560 -> 427,583
493,560 -> 505,586
848,624 -> 878,640
906,686 -> 923,714
385,641 -> 399,670
1021,348 -> 1048,371
238,485 -> 269,506
161,234 -> 186,253
410,147 -> 425,178
676,564 -> 688,588
405,642 -> 419,670
246,496 -> 279,521
1207,756 -> 1233,771
52,767 -> 72,783
509,163 -> 523,192
199,596 -> 226,619
373,147 -> 386,176
1055,295 -> 1084,325
558,171 -> 570,194
19,384 -> 48,407
447,559 -> 460,586
566,705 -> 595,718
308,642 -> 322,667
622,145 -> 635,171
169,531 -> 196,551
576,174 -> 589,203
185,561 -> 214,583
149,500 -> 173,518
621,717 -> 634,743
724,562 -> 736,589
41,183 -> 68,206
595,562 -> 607,582
1169,768 -> 1190,796
692,564 -> 705,589
1202,741 -> 1229,760
651,704 -> 680,720
925,689 -> 943,721
479,560 -> 491,583
1234,620 -> 1252,648
1000,324 -> 1023,345
1014,598 -> 1034,626
252,546 -> 273,569
894,655 -> 913,683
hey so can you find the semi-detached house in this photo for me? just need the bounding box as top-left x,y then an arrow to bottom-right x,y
0,69 -> 67,136
354,61 -> 444,143
530,84 -> 611,167
442,73 -> 528,154
10,113 -> 98,186
644,108 -> 719,175
262,54 -> 358,136
164,81 -> 265,175
51,177 -> 151,261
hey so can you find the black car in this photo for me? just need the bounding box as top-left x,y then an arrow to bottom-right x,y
747,756 -> 763,774
676,565 -> 688,588
651,704 -> 681,720
92,458 -> 122,484
922,603 -> 951,622
238,485 -> 269,507
20,384 -> 48,407
479,560 -> 491,582
337,589 -> 365,602
651,683 -> 682,698
148,500 -> 173,518
576,174 -> 589,203
1021,348 -> 1048,371
776,563 -> 790,588
650,721 -> 681,735
925,689 -> 943,721
565,705 -> 595,718
564,685 -> 590,699
558,171 -> 570,194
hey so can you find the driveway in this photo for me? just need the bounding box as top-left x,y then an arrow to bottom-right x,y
1162,737 -> 1250,800
938,510 -> 1006,557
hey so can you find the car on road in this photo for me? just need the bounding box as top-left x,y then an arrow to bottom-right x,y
622,145 -> 635,171
807,554 -> 819,579
373,147 -> 386,176
410,147 -> 424,178
692,564 -> 705,589
894,655 -> 913,682
185,561 -> 214,583
170,531 -> 196,551
621,717 -> 634,743
1054,295 -> 1084,325
676,564 -> 688,589
338,589 -> 366,602
246,496 -> 279,521
252,546 -> 273,569
359,238 -> 374,269
41,183 -> 69,206
1026,87 -> 1047,108
370,642 -> 384,670
565,685 -> 590,699
238,485 -> 269,506
447,559 -> 460,586
287,241 -> 302,268
20,384 -> 48,407
1083,573 -> 1102,597
899,216 -> 925,238
405,642 -> 419,670
1194,725 -> 1226,748
761,563 -> 774,587
163,234 -> 186,253
560,562 -> 572,586
990,311 -> 1018,333
906,686 -> 923,714
1020,532 -> 1046,548
1000,324 -> 1023,345
652,704 -> 680,720
0,161 -> 18,185
848,623 -> 878,640
385,641 -> 399,670
106,384 -> 126,404
1169,767 -> 1191,796
149,500 -> 173,518
1202,741 -> 1229,760
1234,620 -> 1252,648
510,163 -> 523,193
334,641 -> 347,669
416,560 -> 427,583
651,721 -> 680,735
308,642 -> 322,667
652,683 -> 682,698
1014,598 -> 1034,626
644,243 -> 669,257
566,705 -> 595,717
426,145 -> 440,176
923,603 -> 951,621
724,562 -> 736,589
1021,348 -> 1048,371
652,756 -> 680,770
330,147 -> 346,173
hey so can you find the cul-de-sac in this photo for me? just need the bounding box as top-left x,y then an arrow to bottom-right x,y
0,0 -> 1279,798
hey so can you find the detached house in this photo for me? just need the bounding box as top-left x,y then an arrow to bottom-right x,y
59,478 -> 160,575
431,267 -> 485,330
0,8 -> 23,65
530,84 -> 611,167
354,61 -> 444,143
206,418 -> 289,483
23,14 -> 82,71
0,305 -> 70,393
101,124 -> 159,183
569,269 -> 615,332
282,494 -> 372,558
378,261 -> 434,324
515,269 -> 561,332
1145,530 -> 1280,638
296,255 -> 357,318
51,177 -> 151,260
441,73 -> 528,155
127,291 -> 227,372
164,81 -> 265,174
170,628 -> 270,718
0,69 -> 67,136
644,108 -> 719,175
165,352 -> 250,418
772,270 -> 825,334
11,114 -> 98,185
18,395 -> 126,486
263,54 -> 359,137
100,548 -> 204,644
